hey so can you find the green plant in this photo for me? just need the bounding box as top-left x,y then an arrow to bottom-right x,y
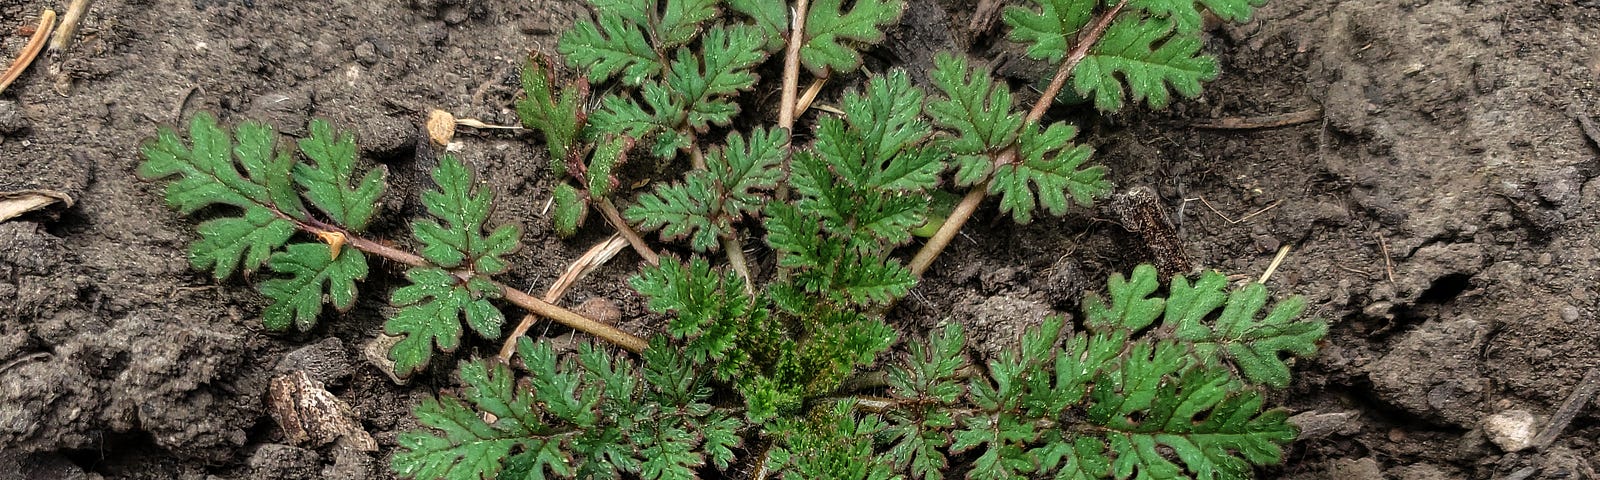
140,0 -> 1324,478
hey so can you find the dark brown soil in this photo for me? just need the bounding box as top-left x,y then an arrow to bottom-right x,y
2,0 -> 1599,478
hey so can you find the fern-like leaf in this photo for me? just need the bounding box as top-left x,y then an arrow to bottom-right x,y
626,128 -> 785,252
631,257 -> 752,367
138,116 -> 304,277
1073,17 -> 1217,111
1165,270 -> 1329,388
985,121 -> 1108,223
386,268 -> 505,376
669,24 -> 769,131
294,119 -> 387,231
802,0 -> 907,75
392,359 -> 555,480
411,155 -> 522,275
561,12 -> 661,86
259,242 -> 369,331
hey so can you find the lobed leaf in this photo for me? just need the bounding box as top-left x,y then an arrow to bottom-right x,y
1165,271 -> 1328,388
259,242 -> 369,331
659,0 -> 720,47
927,53 -> 1024,187
1004,0 -> 1097,63
294,119 -> 387,231
802,0 -> 907,75
392,359 -> 548,480
139,115 -> 309,279
412,155 -> 522,275
385,267 -> 505,376
625,128 -> 784,252
1073,17 -> 1218,111
561,13 -> 661,86
727,0 -> 788,52
667,24 -> 769,131
985,121 -> 1108,223
1127,0 -> 1268,33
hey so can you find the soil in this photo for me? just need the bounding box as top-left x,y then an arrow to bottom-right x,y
2,0 -> 1598,478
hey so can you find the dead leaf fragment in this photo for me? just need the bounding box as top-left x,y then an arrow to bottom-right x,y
268,370 -> 377,452
0,189 -> 71,222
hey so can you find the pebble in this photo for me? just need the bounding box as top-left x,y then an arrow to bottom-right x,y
0,100 -> 27,135
1483,409 -> 1538,452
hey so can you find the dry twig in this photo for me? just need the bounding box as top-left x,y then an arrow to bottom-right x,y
0,10 -> 56,95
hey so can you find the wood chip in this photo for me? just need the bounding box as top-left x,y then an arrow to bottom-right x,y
268,370 -> 377,452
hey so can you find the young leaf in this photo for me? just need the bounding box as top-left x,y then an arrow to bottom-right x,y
927,53 -> 1024,187
412,155 -> 522,275
984,121 -> 1108,223
1073,17 -> 1218,111
587,135 -> 633,198
626,128 -> 785,251
518,54 -> 588,175
386,268 -> 505,376
1004,0 -> 1096,63
551,183 -> 588,238
561,13 -> 661,86
667,24 -> 768,131
259,242 -> 369,331
659,0 -> 720,48
294,119 -> 387,231
801,0 -> 907,75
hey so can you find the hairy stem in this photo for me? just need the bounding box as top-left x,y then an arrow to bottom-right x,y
908,0 -> 1126,279
597,197 -> 661,266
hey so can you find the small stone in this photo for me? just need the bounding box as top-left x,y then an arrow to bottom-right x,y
275,337 -> 353,386
362,333 -> 409,385
354,41 -> 378,65
1483,409 -> 1538,452
0,100 -> 27,135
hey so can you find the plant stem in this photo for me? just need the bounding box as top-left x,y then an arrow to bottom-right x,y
907,0 -> 1126,279
1026,0 -> 1126,124
597,197 -> 661,266
498,235 -> 631,362
329,226 -> 649,353
775,0 -> 811,202
720,233 -> 756,295
778,0 -> 809,132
